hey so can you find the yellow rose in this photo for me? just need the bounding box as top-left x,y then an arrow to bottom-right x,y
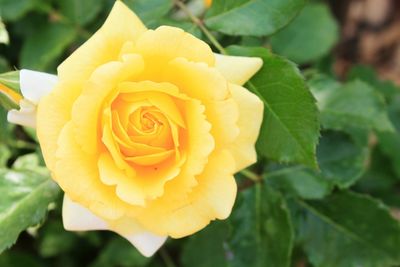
9,1 -> 263,257
204,0 -> 212,7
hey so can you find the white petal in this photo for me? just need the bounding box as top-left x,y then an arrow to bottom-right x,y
214,53 -> 263,85
62,195 -> 167,257
7,99 -> 36,128
122,231 -> 167,257
62,194 -> 108,231
20,69 -> 58,104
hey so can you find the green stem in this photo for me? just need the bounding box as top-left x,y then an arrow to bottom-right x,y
240,169 -> 261,182
159,247 -> 177,267
173,0 -> 227,55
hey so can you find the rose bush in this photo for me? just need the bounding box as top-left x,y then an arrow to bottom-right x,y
6,1 -> 264,256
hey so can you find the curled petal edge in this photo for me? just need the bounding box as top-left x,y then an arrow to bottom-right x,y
7,69 -> 58,128
20,69 -> 58,104
62,195 -> 167,257
214,53 -> 263,86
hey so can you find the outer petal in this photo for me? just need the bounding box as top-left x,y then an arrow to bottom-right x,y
37,79 -> 82,170
55,122 -> 133,220
20,69 -> 58,104
162,58 -> 228,102
136,150 -> 236,238
135,26 -> 215,79
229,84 -> 264,171
7,99 -> 36,128
57,1 -> 146,82
214,53 -> 263,85
63,195 -> 167,257
7,70 -> 57,128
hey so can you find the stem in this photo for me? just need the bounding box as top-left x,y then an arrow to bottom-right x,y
173,0 -> 227,55
159,247 -> 177,267
240,169 -> 261,182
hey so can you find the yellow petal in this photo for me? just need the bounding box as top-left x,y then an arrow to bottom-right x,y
214,53 -> 263,85
229,84 -> 264,171
55,122 -> 132,220
137,150 -> 236,238
134,26 -> 215,78
57,1 -> 146,83
125,150 -> 175,166
118,81 -> 186,128
102,115 -> 185,202
37,79 -> 82,170
204,98 -> 239,149
62,195 -> 167,257
71,55 -> 144,154
98,153 -> 145,206
163,57 -> 228,102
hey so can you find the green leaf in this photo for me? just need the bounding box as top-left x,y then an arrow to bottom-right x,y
0,144 -> 11,167
316,131 -> 369,188
266,131 -> 368,198
0,71 -> 21,93
0,91 -> 18,110
0,71 -> 20,111
317,80 -> 394,132
0,107 -> 13,144
0,56 -> 10,73
377,94 -> 400,177
205,0 -> 307,36
89,237 -> 150,267
0,168 -> 60,253
266,167 -> 332,199
270,3 -> 339,64
20,23 -> 77,71
347,65 -> 399,100
181,221 -> 230,267
183,185 -> 293,267
0,0 -> 36,22
59,0 -> 103,26
355,146 -> 400,206
227,46 -> 320,167
12,153 -> 48,176
38,221 -> 79,258
228,184 -> 293,267
292,191 -> 400,267
125,0 -> 173,27
0,250 -> 45,267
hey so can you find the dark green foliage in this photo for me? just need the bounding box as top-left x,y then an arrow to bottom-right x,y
0,0 -> 400,266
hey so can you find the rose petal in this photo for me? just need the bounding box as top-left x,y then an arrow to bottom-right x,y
214,53 -> 263,85
7,99 -> 37,128
7,70 -> 57,128
57,1 -> 146,83
134,26 -> 215,76
228,84 -> 264,171
62,195 -> 167,257
20,69 -> 58,104
136,150 -> 236,238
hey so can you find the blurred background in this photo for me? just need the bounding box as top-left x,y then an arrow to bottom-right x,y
332,0 -> 400,84
0,0 -> 400,266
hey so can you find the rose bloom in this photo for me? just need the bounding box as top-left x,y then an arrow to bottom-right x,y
7,1 -> 263,256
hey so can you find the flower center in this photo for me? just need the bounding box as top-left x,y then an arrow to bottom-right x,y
105,85 -> 186,168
